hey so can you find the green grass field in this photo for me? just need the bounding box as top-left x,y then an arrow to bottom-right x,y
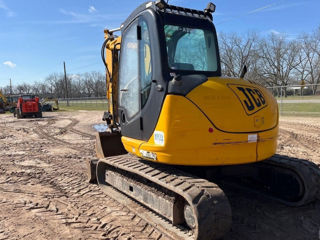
58,102 -> 107,111
275,95 -> 320,100
279,103 -> 320,116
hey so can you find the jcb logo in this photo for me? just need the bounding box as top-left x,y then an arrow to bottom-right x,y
228,84 -> 268,115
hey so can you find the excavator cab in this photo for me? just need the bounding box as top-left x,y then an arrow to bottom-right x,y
97,1 -> 222,157
117,2 -> 220,143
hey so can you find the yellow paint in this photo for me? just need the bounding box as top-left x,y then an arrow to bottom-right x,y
0,90 -> 7,104
187,77 -> 278,132
122,77 -> 279,166
103,33 -> 121,124
121,137 -> 145,155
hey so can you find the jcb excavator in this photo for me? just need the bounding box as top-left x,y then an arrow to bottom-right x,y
88,1 -> 320,239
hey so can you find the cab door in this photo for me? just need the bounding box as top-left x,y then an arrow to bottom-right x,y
118,20 -> 141,139
118,15 -> 167,141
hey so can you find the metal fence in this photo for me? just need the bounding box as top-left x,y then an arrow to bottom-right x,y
267,84 -> 320,116
58,97 -> 108,110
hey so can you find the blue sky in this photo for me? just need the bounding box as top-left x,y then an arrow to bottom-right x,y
0,0 -> 319,87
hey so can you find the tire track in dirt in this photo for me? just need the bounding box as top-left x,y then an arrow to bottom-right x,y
33,120 -> 91,152
0,156 -> 172,240
34,117 -> 95,149
279,128 -> 320,155
69,128 -> 95,140
53,118 -> 95,140
0,116 -> 172,240
61,118 -> 95,140
281,120 -> 320,133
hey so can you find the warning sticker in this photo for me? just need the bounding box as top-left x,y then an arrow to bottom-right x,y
248,134 -> 258,143
154,131 -> 165,146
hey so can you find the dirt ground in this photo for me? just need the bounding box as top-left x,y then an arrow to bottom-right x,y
0,111 -> 319,240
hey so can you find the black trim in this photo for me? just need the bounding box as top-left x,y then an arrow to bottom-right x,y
185,96 -> 278,134
138,12 -> 168,141
168,74 -> 207,96
121,1 -> 212,31
118,19 -> 142,139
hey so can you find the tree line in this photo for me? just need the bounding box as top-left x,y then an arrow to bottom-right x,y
1,26 -> 319,98
1,72 -> 106,98
219,26 -> 320,95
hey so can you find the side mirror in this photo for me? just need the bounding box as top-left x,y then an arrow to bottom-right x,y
240,65 -> 247,79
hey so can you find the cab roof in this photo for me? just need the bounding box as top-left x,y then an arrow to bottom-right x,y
121,1 -> 212,31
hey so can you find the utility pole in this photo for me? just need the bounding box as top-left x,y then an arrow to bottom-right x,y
63,61 -> 69,106
9,78 -> 12,95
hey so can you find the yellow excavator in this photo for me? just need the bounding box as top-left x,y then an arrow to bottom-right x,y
0,91 -> 18,113
88,1 -> 320,239
0,90 -> 7,113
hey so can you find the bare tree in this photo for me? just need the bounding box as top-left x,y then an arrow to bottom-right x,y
219,32 -> 259,78
258,33 -> 301,96
300,29 -> 320,94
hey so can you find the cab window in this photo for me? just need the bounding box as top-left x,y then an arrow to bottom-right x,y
118,22 -> 140,119
139,20 -> 152,108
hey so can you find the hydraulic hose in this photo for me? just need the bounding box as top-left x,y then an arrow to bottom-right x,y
101,38 -> 112,81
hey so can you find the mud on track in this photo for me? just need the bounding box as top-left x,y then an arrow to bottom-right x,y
0,112 -> 319,240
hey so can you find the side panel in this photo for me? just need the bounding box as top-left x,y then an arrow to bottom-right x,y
122,95 -> 268,166
186,77 -> 278,133
257,127 -> 278,161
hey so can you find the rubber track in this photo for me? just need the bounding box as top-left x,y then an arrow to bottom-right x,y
98,154 -> 232,240
266,154 -> 320,205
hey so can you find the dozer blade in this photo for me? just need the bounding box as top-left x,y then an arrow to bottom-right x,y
88,132 -> 127,183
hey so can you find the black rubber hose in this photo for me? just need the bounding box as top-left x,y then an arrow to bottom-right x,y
101,38 -> 111,81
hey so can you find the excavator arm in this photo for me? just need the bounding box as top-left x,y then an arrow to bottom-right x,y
102,30 -> 121,130
94,30 -> 127,161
